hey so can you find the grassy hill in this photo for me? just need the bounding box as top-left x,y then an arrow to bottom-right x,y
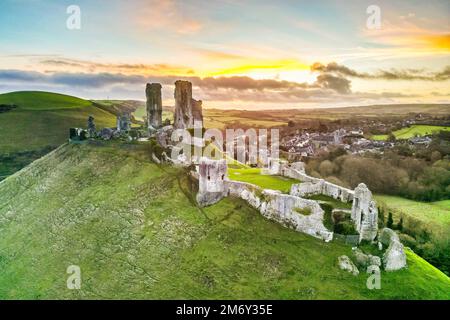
0,91 -> 116,153
0,142 -> 448,299
0,91 -> 117,180
375,195 -> 450,239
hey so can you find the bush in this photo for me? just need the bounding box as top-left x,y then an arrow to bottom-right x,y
334,221 -> 358,235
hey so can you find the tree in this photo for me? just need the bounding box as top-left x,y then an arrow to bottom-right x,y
430,150 -> 442,163
397,217 -> 404,231
387,212 -> 394,228
387,132 -> 396,142
378,207 -> 385,227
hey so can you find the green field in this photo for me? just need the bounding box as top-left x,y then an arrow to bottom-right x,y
0,143 -> 448,299
371,125 -> 450,141
228,167 -> 299,193
375,195 -> 450,239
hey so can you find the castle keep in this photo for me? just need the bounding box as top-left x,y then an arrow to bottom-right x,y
146,83 -> 163,129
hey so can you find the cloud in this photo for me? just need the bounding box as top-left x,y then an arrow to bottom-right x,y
311,62 -> 450,81
0,65 -> 444,105
39,58 -> 196,76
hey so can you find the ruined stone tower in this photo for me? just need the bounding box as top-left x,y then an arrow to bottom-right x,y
196,157 -> 227,207
146,83 -> 162,129
351,183 -> 378,242
116,113 -> 131,132
174,80 -> 203,129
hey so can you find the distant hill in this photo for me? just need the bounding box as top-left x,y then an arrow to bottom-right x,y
0,91 -> 117,180
0,142 -> 448,299
0,91 -> 92,110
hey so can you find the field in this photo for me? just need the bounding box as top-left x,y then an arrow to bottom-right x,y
371,125 -> 450,141
374,195 -> 450,239
228,167 -> 299,193
0,143 -> 448,299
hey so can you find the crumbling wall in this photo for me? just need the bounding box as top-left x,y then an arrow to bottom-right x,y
146,83 -> 163,129
192,98 -> 203,125
226,180 -> 333,241
352,183 -> 378,241
289,177 -> 354,203
116,113 -> 131,132
284,162 -> 377,242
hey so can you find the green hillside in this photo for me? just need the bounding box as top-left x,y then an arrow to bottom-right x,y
0,142 -> 448,299
375,195 -> 450,238
0,91 -> 117,180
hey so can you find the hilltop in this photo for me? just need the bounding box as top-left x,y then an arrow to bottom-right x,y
0,91 -> 117,180
0,142 -> 448,299
0,91 -> 117,153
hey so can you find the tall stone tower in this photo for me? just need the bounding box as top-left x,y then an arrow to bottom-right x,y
174,80 -> 193,129
146,83 -> 162,129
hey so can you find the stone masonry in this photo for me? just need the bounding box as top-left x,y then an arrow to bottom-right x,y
196,157 -> 228,206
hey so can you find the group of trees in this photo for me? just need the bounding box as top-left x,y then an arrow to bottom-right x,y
306,136 -> 450,202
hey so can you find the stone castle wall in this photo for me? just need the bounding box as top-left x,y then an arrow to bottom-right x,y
282,162 -> 377,242
226,180 -> 333,241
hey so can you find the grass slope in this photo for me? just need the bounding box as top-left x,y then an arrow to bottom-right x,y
375,195 -> 450,239
228,168 -> 298,193
0,143 -> 448,299
371,125 -> 450,141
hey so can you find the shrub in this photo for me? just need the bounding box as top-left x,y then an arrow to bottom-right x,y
387,212 -> 394,228
334,221 -> 358,235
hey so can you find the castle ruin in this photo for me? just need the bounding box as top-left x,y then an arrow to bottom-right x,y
352,183 -> 378,242
196,157 -> 227,206
174,80 -> 203,129
146,83 -> 163,130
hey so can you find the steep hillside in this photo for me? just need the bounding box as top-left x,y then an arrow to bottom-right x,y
0,143 -> 449,299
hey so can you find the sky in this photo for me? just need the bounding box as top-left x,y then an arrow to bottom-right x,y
0,0 -> 449,109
